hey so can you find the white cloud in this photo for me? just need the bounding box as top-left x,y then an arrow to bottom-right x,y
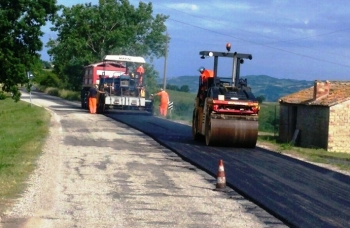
214,2 -> 251,11
166,3 -> 199,12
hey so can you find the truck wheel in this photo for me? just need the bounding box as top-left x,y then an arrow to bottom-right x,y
192,110 -> 200,140
97,103 -> 105,114
205,115 -> 212,146
97,95 -> 105,114
148,107 -> 154,116
81,90 -> 88,109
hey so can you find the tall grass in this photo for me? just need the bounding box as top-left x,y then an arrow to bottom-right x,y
43,87 -> 80,101
0,98 -> 50,212
166,90 -> 196,122
258,102 -> 280,133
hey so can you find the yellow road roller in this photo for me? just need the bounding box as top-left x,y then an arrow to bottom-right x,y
192,43 -> 260,147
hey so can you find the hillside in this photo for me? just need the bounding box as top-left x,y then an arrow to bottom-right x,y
162,75 -> 314,102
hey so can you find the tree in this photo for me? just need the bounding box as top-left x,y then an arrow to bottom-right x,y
47,0 -> 169,91
256,95 -> 265,104
144,64 -> 160,96
41,60 -> 52,69
0,0 -> 58,101
166,84 -> 179,91
180,85 -> 190,92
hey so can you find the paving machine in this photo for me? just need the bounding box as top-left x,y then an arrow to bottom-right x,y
93,55 -> 153,114
192,43 -> 260,147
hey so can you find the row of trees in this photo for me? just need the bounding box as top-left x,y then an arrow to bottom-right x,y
165,84 -> 190,92
0,0 -> 169,100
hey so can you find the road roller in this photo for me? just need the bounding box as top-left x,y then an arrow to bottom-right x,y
192,43 -> 260,147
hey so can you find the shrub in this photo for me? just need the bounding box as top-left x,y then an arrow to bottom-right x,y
0,91 -> 6,100
38,71 -> 60,88
45,87 -> 59,96
59,90 -> 80,101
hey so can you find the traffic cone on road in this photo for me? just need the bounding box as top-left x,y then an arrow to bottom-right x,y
215,159 -> 226,190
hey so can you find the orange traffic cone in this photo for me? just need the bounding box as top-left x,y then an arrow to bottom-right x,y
215,159 -> 226,190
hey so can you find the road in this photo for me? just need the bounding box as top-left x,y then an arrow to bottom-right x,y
0,91 -> 286,228
108,112 -> 350,228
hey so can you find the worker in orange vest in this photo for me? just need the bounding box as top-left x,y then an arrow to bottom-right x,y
88,84 -> 98,114
198,68 -> 214,104
136,65 -> 144,86
153,88 -> 169,117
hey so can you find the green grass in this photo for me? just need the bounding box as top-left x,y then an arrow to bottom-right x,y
258,135 -> 350,171
166,90 -> 195,122
258,102 -> 279,133
0,97 -> 50,213
42,87 -> 80,101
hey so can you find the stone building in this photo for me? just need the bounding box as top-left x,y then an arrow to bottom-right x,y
278,80 -> 350,153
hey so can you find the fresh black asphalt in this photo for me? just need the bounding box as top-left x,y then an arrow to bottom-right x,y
107,113 -> 350,228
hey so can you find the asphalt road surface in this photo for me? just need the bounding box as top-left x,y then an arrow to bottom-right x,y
106,110 -> 350,228
0,91 -> 287,228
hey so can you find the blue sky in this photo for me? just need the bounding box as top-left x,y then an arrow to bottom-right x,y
41,0 -> 350,81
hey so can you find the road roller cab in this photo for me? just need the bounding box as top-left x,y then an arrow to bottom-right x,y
192,43 -> 260,147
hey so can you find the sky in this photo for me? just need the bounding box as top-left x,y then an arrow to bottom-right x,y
41,0 -> 350,81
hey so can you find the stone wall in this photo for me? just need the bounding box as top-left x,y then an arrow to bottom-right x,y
278,104 -> 294,143
328,99 -> 350,153
296,105 -> 329,149
279,104 -> 329,149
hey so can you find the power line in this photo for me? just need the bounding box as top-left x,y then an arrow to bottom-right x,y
167,18 -> 350,69
153,3 -> 350,68
155,2 -> 350,46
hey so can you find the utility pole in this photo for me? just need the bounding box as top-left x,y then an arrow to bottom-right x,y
163,31 -> 169,90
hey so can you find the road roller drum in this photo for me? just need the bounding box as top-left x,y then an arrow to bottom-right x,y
206,117 -> 258,147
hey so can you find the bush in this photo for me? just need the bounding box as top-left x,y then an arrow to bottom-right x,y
45,87 -> 59,96
59,90 -> 80,101
0,91 -> 6,100
38,71 -> 60,88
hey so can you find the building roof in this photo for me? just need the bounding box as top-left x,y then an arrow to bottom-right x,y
84,61 -> 125,68
279,81 -> 350,106
103,55 -> 146,63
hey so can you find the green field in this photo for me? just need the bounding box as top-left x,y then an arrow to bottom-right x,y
165,90 -> 196,122
0,97 -> 51,213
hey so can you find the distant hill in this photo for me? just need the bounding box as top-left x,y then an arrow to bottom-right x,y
161,75 -> 314,102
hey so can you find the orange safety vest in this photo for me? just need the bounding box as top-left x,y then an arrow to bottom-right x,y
201,69 -> 214,83
156,90 -> 169,105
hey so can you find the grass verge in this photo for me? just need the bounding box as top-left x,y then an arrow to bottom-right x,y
0,97 -> 51,214
258,135 -> 350,172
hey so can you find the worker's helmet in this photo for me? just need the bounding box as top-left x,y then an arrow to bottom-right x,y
198,67 -> 205,74
160,88 -> 163,91
95,84 -> 99,89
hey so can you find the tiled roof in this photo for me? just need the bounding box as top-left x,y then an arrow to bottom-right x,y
279,81 -> 350,106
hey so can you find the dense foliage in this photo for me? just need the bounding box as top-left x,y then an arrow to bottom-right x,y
46,0 -> 169,91
0,0 -> 58,101
256,95 -> 265,103
164,84 -> 190,92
